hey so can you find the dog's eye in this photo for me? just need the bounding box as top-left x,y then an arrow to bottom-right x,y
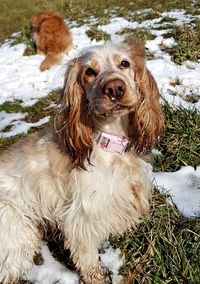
85,67 -> 96,77
120,60 -> 130,69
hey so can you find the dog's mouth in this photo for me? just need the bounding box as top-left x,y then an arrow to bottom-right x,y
97,104 -> 130,117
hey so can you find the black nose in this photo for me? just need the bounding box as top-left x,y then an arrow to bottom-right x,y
103,79 -> 126,100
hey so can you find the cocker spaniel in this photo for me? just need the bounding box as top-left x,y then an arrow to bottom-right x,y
0,38 -> 164,284
30,11 -> 72,71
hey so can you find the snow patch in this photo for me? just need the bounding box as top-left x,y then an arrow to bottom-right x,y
152,166 -> 200,218
100,242 -> 123,284
0,113 -> 50,138
27,244 -> 79,284
27,243 -> 123,284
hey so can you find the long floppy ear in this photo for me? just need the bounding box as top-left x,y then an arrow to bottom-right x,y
55,59 -> 93,169
127,38 -> 164,154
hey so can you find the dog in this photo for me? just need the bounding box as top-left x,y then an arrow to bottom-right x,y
0,38 -> 164,284
30,11 -> 72,71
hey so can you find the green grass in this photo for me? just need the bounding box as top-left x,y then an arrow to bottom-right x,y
0,1 -> 200,283
112,190 -> 200,283
163,21 -> 200,64
132,10 -> 161,23
159,16 -> 176,24
10,24 -> 36,56
0,0 -> 200,43
111,101 -> 200,283
0,89 -> 59,120
86,26 -> 110,41
117,27 -> 156,41
154,103 -> 200,172
0,134 -> 26,153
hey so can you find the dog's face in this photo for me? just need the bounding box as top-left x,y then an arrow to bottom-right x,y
77,43 -> 139,117
57,39 -> 164,168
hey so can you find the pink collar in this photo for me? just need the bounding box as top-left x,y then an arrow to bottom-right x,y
97,131 -> 129,154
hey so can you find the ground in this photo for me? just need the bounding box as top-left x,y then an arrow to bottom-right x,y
0,0 -> 200,283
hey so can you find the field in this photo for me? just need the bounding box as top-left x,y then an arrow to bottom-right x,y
0,0 -> 200,283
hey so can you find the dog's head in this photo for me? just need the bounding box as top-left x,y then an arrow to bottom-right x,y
30,11 -> 60,32
56,39 -> 164,169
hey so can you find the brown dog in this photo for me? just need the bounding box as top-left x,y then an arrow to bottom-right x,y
30,11 -> 72,71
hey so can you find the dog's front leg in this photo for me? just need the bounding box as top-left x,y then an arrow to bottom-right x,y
64,235 -> 111,284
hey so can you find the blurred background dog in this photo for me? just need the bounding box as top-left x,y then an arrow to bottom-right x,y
30,11 -> 72,71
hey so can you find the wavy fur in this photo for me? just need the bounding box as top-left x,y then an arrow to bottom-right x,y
127,38 -> 164,153
0,39 -> 163,284
56,60 -> 93,169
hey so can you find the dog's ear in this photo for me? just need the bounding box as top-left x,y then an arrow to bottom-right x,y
126,38 -> 164,153
55,59 -> 93,169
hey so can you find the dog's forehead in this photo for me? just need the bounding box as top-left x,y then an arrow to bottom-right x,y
79,42 -> 130,68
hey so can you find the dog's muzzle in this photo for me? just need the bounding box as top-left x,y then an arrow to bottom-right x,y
102,79 -> 126,101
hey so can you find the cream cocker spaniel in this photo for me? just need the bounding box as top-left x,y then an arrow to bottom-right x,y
0,38 -> 164,284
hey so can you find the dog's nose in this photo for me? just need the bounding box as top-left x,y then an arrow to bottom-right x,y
103,79 -> 126,100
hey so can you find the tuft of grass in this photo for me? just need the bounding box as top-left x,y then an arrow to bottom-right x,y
0,89 -> 60,120
154,103 -> 200,172
0,134 -> 25,153
111,190 -> 200,283
86,26 -> 110,41
164,21 -> 200,64
117,27 -> 156,41
95,17 -> 110,26
0,101 -> 24,113
133,10 -> 161,23
159,16 -> 175,24
10,24 -> 36,56
24,89 -> 60,123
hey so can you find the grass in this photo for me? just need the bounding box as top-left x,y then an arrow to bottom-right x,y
163,21 -> 200,64
0,90 -> 60,153
10,24 -> 36,56
112,190 -> 200,283
117,27 -> 156,41
0,0 -> 200,283
0,134 -> 25,153
110,101 -> 200,283
86,26 -> 111,41
0,89 -> 59,120
0,0 -> 200,43
154,103 -> 200,172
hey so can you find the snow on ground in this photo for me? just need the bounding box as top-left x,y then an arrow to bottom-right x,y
0,8 -> 200,283
100,243 -> 123,284
27,244 -> 79,284
151,166 -> 200,218
0,111 -> 50,138
26,163 -> 200,284
0,9 -> 200,138
26,243 -> 123,284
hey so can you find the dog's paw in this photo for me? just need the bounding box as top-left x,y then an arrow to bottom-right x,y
79,266 -> 112,284
102,267 -> 112,284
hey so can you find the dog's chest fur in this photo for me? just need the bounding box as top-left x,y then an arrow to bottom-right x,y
0,132 -> 151,241
63,145 -> 151,240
